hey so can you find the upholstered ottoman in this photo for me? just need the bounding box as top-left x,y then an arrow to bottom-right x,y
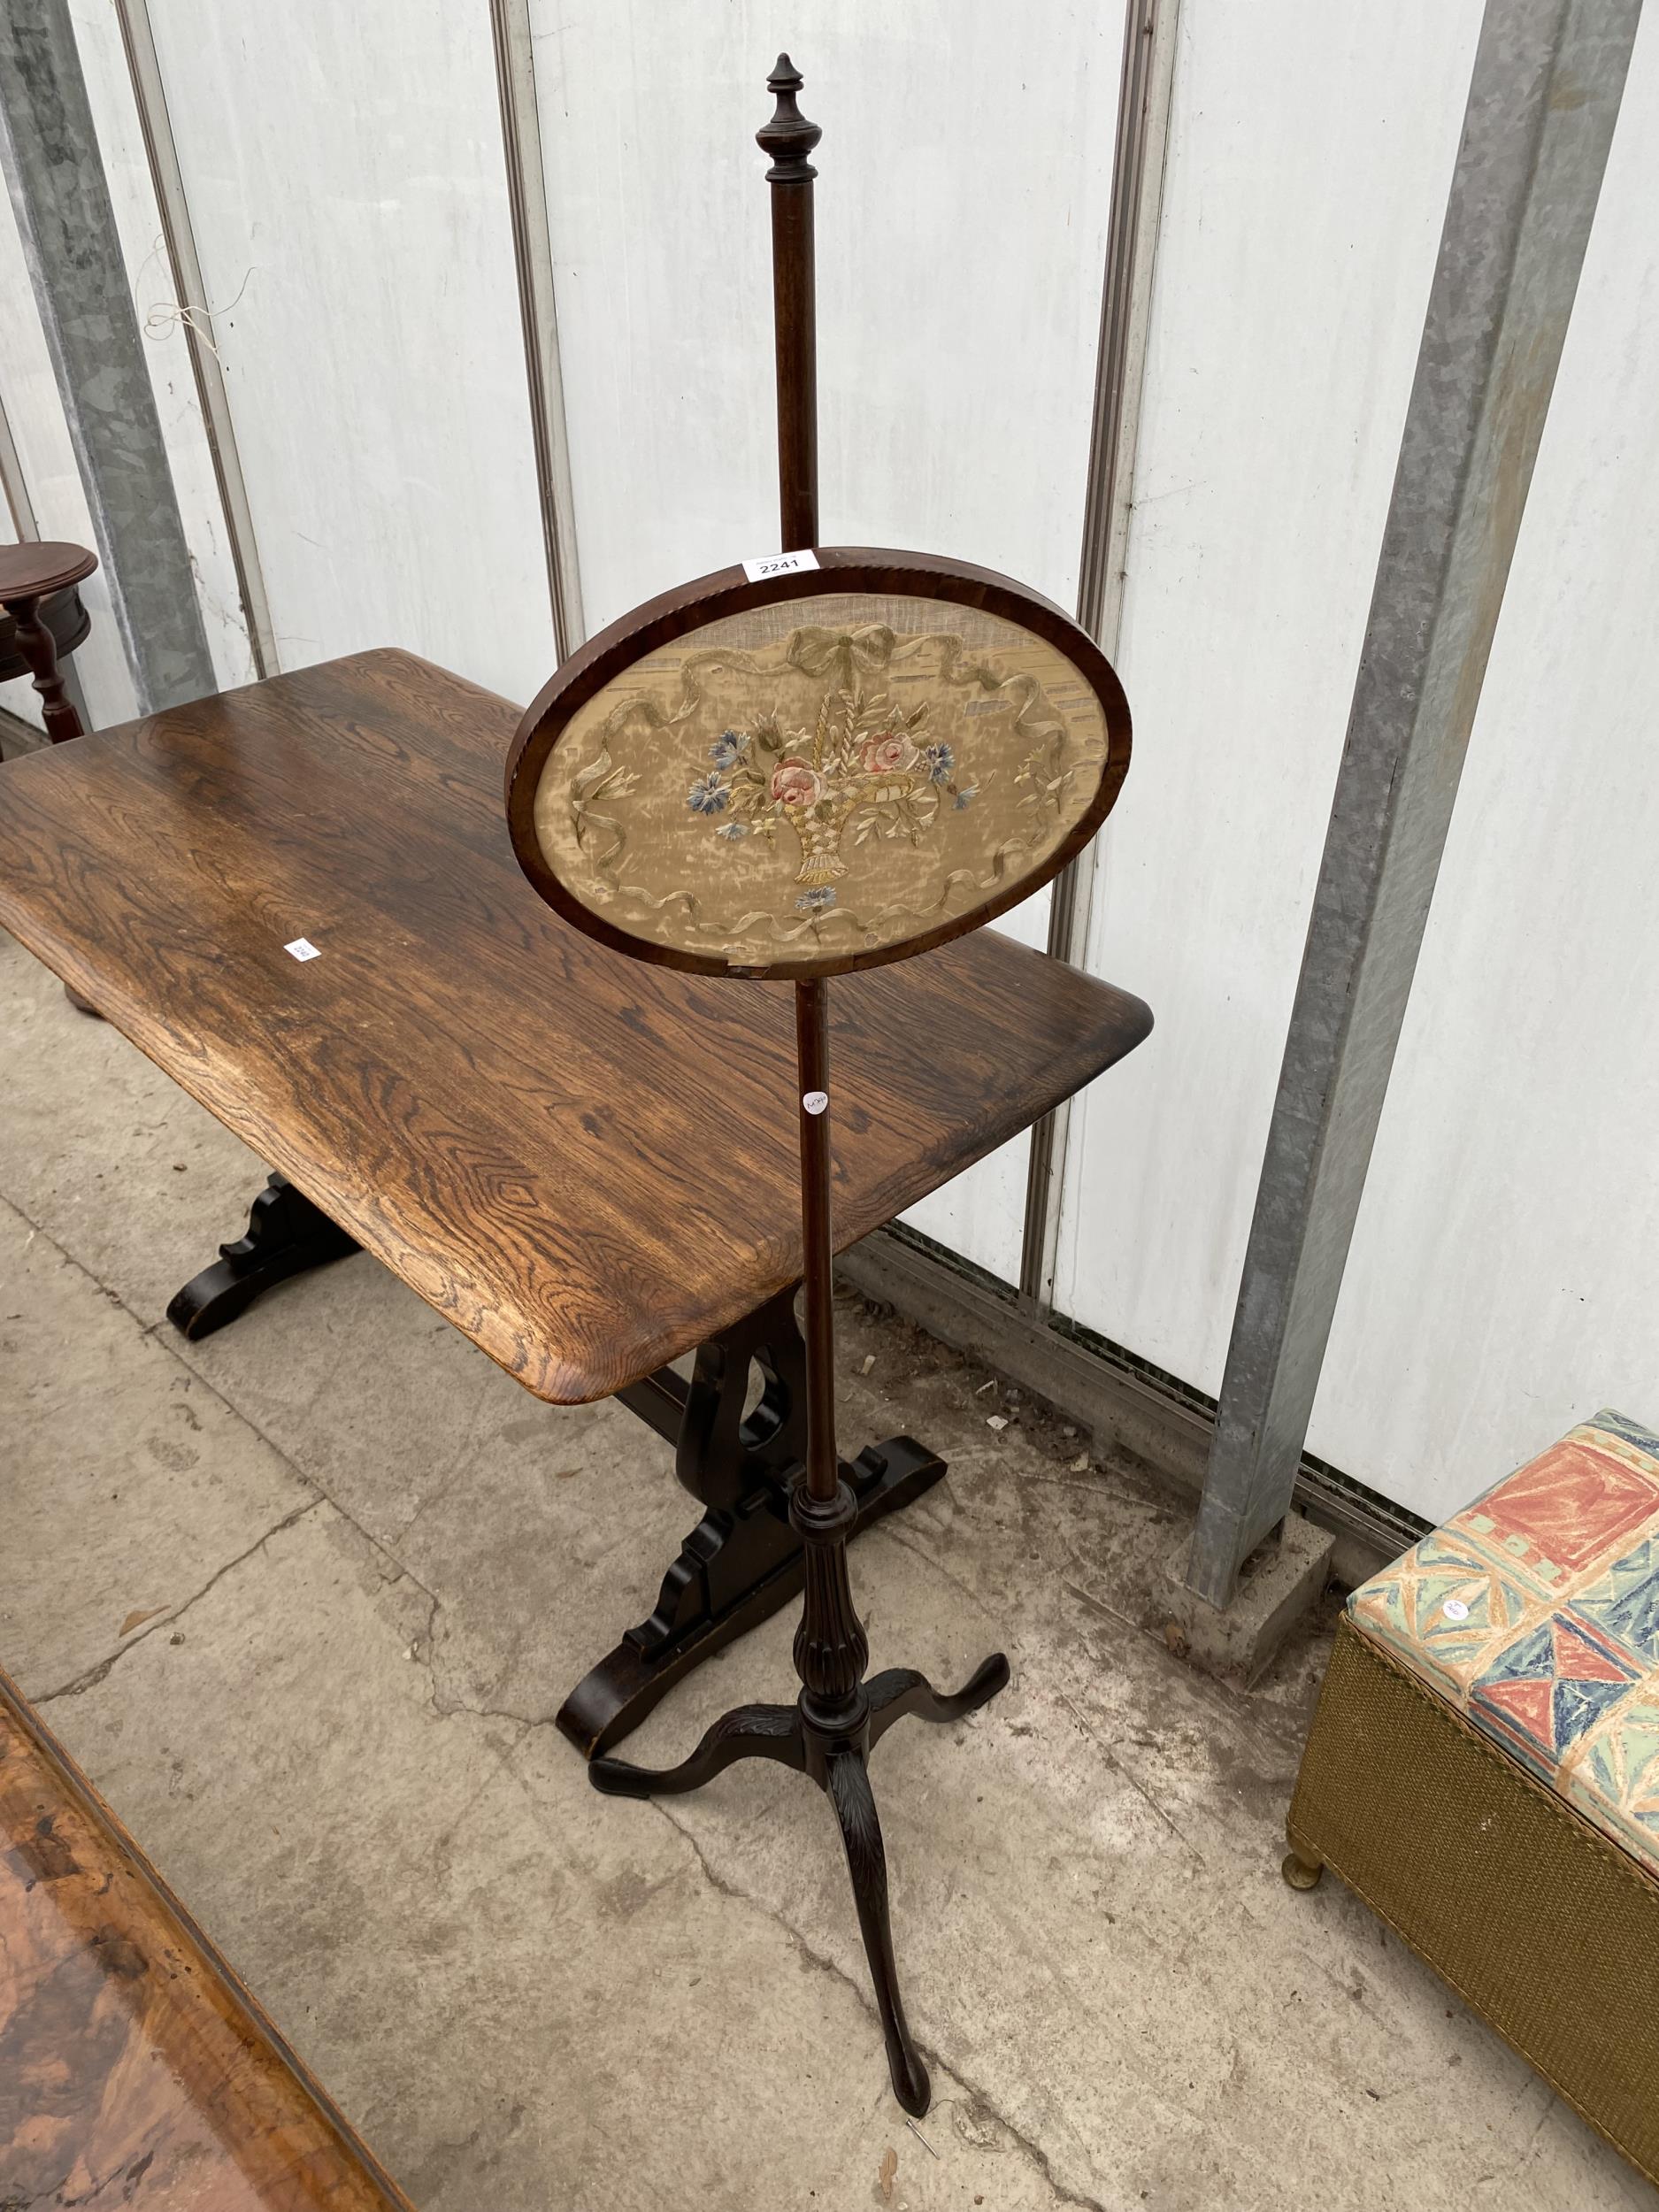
1285,1409 -> 1659,2185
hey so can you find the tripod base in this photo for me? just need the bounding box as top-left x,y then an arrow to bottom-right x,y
591,1652 -> 1010,2114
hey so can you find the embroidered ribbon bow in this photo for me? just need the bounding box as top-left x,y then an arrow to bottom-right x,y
785,623 -> 897,683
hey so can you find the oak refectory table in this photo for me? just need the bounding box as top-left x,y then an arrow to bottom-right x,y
0,647 -> 1151,1753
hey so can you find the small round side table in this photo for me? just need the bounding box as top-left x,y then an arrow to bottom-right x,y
0,540 -> 97,747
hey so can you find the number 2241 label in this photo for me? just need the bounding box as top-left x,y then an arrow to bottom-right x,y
741,549 -> 819,583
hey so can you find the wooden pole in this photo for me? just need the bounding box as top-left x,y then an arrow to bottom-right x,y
757,54 -> 821,552
759,57 -> 837,1509
794,976 -> 838,1504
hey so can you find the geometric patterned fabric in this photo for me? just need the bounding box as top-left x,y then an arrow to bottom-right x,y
1349,1409 -> 1659,1880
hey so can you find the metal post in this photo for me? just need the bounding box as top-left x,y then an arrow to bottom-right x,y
488,0 -> 587,659
1187,0 -> 1641,1607
113,0 -> 277,680
0,0 -> 215,712
1020,0 -> 1182,1307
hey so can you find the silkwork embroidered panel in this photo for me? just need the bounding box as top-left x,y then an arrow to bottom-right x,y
532,593 -> 1111,967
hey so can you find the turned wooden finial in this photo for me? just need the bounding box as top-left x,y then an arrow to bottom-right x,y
757,53 -> 821,180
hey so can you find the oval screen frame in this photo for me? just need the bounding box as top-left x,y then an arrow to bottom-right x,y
504,547 -> 1132,980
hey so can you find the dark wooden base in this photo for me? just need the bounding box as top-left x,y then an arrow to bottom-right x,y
557,1431 -> 945,1756
164,1190 -> 949,1760
165,1171 -> 362,1340
592,1648 -> 1011,2113
563,1279 -> 946,1753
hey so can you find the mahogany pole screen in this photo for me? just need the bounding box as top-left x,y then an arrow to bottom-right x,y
502,58 -> 1134,2119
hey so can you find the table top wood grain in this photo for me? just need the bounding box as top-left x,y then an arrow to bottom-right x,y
0,1663 -> 416,2210
0,650 -> 1151,1402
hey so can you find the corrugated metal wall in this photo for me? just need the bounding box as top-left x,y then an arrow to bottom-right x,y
4,0 -> 1655,1525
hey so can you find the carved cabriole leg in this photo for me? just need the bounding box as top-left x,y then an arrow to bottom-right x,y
588,1702 -> 804,1799
788,1477 -> 931,2114
826,1752 -> 931,2116
165,1171 -> 361,1340
865,1655 -> 1011,1750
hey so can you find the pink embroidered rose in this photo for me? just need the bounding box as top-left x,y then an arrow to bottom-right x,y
862,732 -> 914,776
771,757 -> 823,809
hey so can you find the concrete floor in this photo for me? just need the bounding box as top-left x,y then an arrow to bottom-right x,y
2,925 -> 1652,2212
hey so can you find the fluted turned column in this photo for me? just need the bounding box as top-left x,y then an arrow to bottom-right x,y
791,1480 -> 869,1727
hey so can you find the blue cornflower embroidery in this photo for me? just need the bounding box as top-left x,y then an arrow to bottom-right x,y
687,772 -> 729,815
954,785 -> 979,810
709,730 -> 747,769
922,741 -> 955,785
795,886 -> 837,913
716,820 -> 749,841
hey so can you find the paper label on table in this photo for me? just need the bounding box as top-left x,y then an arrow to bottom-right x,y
1442,1598 -> 1470,1621
284,937 -> 321,962
802,1090 -> 829,1116
741,549 -> 818,584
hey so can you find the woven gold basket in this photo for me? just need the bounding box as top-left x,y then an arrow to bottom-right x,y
1287,1616 -> 1659,2186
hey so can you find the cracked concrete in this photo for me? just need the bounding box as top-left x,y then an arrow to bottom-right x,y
3,926 -> 1654,2212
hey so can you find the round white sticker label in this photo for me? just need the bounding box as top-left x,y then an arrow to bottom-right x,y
1442,1598 -> 1470,1622
803,1090 -> 829,1116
